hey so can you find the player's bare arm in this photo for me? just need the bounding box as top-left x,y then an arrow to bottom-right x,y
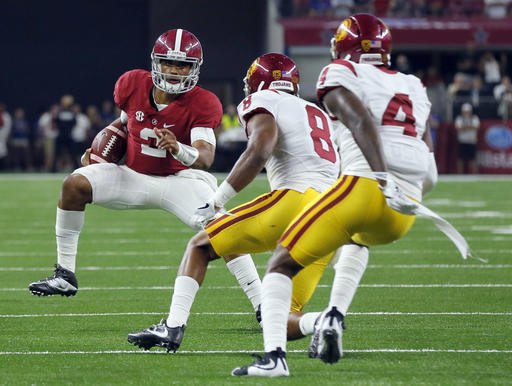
323,86 -> 387,177
191,112 -> 278,227
224,113 -> 278,193
189,139 -> 215,169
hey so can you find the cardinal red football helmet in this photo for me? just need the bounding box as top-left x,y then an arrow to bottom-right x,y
330,13 -> 392,66
243,53 -> 300,97
151,29 -> 203,94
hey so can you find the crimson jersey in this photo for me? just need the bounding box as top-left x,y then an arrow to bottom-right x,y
114,69 -> 222,176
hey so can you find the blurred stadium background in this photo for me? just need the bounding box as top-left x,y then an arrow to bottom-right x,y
1,0 -> 512,174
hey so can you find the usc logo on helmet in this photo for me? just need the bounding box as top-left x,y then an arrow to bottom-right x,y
272,70 -> 282,79
335,19 -> 351,43
361,39 -> 371,52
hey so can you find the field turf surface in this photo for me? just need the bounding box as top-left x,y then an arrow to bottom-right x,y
0,174 -> 511,385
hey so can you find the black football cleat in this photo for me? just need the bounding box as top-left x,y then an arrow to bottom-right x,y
232,347 -> 289,377
28,264 -> 78,297
127,319 -> 185,353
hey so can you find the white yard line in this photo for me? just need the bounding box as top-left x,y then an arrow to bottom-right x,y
1,311 -> 511,318
2,283 -> 512,292
1,249 -> 510,257
1,263 -> 511,272
0,348 -> 510,356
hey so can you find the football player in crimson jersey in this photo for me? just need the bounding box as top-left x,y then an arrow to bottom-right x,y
126,53 -> 341,358
233,14 -> 438,377
28,29 -> 262,323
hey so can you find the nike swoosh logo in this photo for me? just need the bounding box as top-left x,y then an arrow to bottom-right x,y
254,361 -> 277,370
163,123 -> 175,128
247,280 -> 257,286
197,203 -> 210,209
48,278 -> 77,291
149,328 -> 168,338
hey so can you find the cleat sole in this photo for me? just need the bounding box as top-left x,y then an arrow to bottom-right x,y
319,329 -> 341,364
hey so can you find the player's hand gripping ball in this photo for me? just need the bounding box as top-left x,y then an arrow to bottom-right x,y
89,125 -> 127,164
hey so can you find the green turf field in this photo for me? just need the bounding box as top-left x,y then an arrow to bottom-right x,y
0,174 -> 511,385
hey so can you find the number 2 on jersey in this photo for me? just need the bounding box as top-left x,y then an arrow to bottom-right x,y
305,105 -> 336,163
140,128 -> 167,158
382,93 -> 417,136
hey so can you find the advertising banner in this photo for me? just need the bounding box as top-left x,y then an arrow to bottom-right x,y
477,121 -> 512,174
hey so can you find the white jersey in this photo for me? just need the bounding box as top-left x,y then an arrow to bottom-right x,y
317,59 -> 432,201
237,90 -> 339,193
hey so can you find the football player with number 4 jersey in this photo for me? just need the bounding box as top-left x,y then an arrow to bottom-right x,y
28,29 -> 262,324
232,13 -> 438,377
126,53 -> 341,355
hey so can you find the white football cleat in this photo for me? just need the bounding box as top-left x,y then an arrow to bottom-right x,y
232,347 -> 289,377
316,306 -> 345,364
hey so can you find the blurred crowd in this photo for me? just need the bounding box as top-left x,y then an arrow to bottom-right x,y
285,0 -> 512,18
415,50 -> 511,121
1,48 -> 510,174
0,95 -> 119,172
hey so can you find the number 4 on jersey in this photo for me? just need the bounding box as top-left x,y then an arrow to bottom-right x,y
382,93 -> 417,137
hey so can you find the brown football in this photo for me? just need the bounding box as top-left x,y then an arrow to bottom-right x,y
90,125 -> 127,164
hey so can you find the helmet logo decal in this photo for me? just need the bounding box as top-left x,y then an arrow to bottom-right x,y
361,39 -> 383,52
272,70 -> 282,79
135,111 -> 144,122
361,39 -> 371,52
335,19 -> 351,43
247,59 -> 259,80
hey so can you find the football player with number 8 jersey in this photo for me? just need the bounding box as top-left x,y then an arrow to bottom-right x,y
126,53 -> 341,357
232,13 -> 438,377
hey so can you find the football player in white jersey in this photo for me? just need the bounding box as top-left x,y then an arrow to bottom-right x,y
127,53 -> 341,355
232,13 -> 438,377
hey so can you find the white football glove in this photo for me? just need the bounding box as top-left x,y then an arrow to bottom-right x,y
191,198 -> 218,230
377,173 -> 418,215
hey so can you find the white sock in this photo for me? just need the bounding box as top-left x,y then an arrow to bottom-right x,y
55,208 -> 85,272
328,244 -> 369,315
226,254 -> 261,311
299,311 -> 321,336
261,272 -> 292,353
167,275 -> 200,327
